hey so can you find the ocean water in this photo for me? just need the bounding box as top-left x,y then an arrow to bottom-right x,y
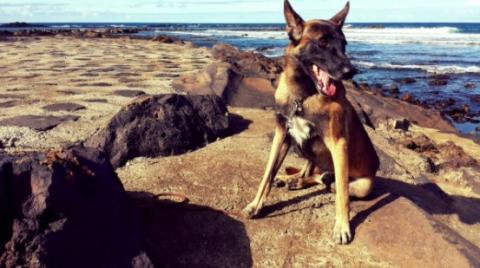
135,23 -> 480,134
2,22 -> 480,133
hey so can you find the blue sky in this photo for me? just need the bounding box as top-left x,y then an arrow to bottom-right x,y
0,0 -> 479,23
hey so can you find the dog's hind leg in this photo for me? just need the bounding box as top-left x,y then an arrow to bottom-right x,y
242,126 -> 290,218
348,177 -> 374,198
328,176 -> 374,199
274,160 -> 313,187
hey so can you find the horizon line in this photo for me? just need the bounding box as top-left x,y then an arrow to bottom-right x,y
2,21 -> 480,24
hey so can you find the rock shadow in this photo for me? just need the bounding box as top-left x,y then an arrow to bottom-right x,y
228,113 -> 252,136
130,191 -> 253,268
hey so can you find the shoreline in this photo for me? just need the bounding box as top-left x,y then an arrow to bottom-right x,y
0,34 -> 478,142
1,28 -> 478,136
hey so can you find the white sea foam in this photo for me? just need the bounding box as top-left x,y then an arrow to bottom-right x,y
344,27 -> 480,46
163,26 -> 480,47
164,29 -> 287,39
52,24 -> 81,28
353,60 -> 480,74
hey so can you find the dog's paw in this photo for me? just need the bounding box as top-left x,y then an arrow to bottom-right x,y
241,202 -> 260,219
333,220 -> 351,245
273,178 -> 286,188
286,178 -> 305,190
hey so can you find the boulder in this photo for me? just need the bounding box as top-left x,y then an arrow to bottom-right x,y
225,77 -> 276,108
0,147 -> 152,268
173,44 -> 282,109
172,62 -> 231,98
347,83 -> 455,132
175,45 -> 455,131
85,94 -> 230,167
212,43 -> 282,80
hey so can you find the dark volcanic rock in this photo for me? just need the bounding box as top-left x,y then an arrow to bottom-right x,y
436,141 -> 477,169
464,82 -> 476,89
113,89 -> 146,97
0,101 -> 17,108
394,77 -> 417,84
0,22 -> 46,28
400,93 -> 414,103
471,95 -> 480,104
388,83 -> 400,94
429,80 -> 448,86
392,118 -> 411,131
42,102 -> 86,112
0,115 -> 79,131
346,82 -> 455,132
0,147 -> 152,268
85,98 -> 108,103
0,31 -> 13,37
151,35 -> 183,44
86,94 -> 229,167
428,74 -> 450,87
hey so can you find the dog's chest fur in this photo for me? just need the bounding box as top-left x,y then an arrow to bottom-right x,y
287,115 -> 313,145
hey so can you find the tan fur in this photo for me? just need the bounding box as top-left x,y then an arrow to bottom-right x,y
242,1 -> 379,245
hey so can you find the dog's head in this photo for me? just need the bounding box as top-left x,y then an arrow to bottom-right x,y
284,0 -> 356,96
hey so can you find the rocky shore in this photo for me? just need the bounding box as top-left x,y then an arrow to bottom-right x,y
0,25 -> 186,44
1,35 -> 480,267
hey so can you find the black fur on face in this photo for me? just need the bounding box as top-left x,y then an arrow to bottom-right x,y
284,1 -> 356,81
298,22 -> 356,81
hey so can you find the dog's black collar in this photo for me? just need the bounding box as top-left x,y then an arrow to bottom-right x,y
276,98 -> 305,129
289,98 -> 304,117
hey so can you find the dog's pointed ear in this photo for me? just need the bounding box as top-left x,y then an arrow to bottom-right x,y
284,0 -> 304,43
330,1 -> 350,28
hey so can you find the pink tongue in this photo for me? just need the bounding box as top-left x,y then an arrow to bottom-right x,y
324,82 -> 336,96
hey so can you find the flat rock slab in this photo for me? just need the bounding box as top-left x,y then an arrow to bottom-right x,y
356,195 -> 480,267
0,115 -> 79,131
0,94 -> 24,99
0,101 -> 17,108
85,98 -> 108,103
56,90 -> 79,95
113,90 -> 146,97
42,103 -> 86,112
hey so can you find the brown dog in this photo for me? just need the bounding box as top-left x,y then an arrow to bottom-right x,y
242,0 -> 379,244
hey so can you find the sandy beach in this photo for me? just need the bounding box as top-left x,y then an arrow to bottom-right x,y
1,35 -> 480,267
0,36 -> 212,150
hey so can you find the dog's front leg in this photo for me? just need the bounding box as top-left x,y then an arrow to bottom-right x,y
329,137 -> 351,244
242,125 -> 290,218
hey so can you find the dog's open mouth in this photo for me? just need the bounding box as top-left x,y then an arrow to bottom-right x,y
311,65 -> 337,96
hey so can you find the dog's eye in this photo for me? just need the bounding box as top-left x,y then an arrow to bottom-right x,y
317,36 -> 328,46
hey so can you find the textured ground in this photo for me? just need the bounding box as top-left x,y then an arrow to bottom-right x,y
0,37 -> 212,150
1,37 -> 480,267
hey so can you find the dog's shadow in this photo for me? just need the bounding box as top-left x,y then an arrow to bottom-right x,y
259,177 -> 480,230
351,177 -> 480,228
129,191 -> 253,268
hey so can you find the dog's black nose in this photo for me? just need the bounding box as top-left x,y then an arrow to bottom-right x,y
341,66 -> 357,79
